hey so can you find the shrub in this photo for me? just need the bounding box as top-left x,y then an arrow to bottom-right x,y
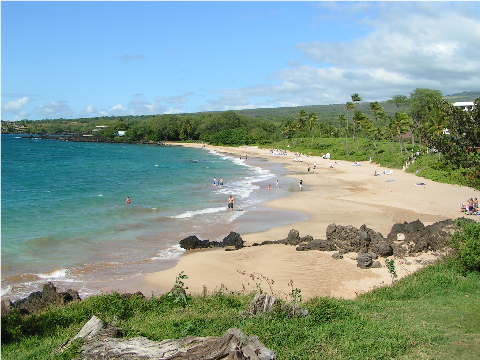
448,219 -> 480,272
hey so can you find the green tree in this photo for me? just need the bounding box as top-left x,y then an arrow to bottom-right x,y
307,113 -> 319,137
389,111 -> 413,155
369,101 -> 387,126
344,102 -> 355,155
298,110 -> 307,130
388,94 -> 409,110
409,88 -> 443,145
179,118 -> 194,141
283,119 -> 298,139
351,93 -> 362,103
338,113 -> 348,155
424,98 -> 480,189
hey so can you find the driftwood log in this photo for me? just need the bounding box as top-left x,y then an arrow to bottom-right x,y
68,316 -> 275,360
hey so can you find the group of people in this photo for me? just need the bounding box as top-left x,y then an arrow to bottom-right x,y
270,149 -> 288,156
307,162 -> 317,174
213,177 -> 224,187
460,198 -> 479,215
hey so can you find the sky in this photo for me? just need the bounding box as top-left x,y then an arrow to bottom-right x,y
2,1 -> 480,121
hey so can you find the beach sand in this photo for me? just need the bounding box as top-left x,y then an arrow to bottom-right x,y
120,143 -> 479,300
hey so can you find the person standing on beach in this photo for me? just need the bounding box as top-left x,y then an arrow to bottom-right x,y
227,195 -> 234,211
313,162 -> 317,173
307,165 -> 311,174
299,179 -> 303,191
276,179 -> 279,189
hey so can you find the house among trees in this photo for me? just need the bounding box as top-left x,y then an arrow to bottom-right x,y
453,101 -> 475,111
92,125 -> 108,135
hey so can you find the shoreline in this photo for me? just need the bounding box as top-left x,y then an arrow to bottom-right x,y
102,143 -> 479,300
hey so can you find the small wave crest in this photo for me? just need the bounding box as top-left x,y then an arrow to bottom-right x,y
170,206 -> 225,219
150,244 -> 184,260
1,285 -> 12,296
37,268 -> 71,280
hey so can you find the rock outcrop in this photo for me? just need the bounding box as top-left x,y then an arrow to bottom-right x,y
387,218 -> 460,257
2,282 -> 81,315
179,235 -> 213,250
179,232 -> 244,251
249,218 -> 466,269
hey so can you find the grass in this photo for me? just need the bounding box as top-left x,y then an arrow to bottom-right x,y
2,259 -> 479,360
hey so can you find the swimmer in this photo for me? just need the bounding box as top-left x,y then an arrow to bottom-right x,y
126,196 -> 131,204
227,195 -> 234,211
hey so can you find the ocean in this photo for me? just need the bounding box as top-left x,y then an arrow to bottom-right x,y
1,134 -> 305,300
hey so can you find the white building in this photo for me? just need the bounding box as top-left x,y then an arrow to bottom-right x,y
453,102 -> 475,111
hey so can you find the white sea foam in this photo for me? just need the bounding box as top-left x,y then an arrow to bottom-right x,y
150,244 -> 185,260
208,149 -> 275,201
37,268 -> 70,280
170,206 -> 225,219
1,285 -> 12,296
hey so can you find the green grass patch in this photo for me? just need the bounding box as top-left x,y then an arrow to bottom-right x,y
3,257 -> 479,360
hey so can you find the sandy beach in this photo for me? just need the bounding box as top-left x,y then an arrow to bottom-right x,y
132,143 -> 478,300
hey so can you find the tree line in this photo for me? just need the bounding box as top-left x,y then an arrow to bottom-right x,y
3,88 -> 479,189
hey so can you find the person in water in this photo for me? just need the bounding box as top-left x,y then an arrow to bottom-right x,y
126,196 -> 131,204
227,195 -> 234,211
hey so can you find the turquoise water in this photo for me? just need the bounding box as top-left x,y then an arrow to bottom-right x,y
1,134 -> 304,299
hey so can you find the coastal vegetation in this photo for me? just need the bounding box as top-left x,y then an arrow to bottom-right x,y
2,89 -> 479,189
2,220 -> 480,359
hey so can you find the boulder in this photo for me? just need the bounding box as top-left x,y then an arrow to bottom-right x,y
222,232 -> 244,249
387,219 -> 461,257
179,235 -> 212,250
285,229 -> 301,246
300,235 -> 314,243
357,253 -> 375,269
296,239 -> 336,252
332,252 -> 344,260
326,224 -> 385,255
10,282 -> 80,315
376,243 -> 394,257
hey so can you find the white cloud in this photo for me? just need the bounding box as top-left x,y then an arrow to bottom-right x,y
2,96 -> 30,112
77,106 -> 98,118
200,3 -> 480,112
84,106 -> 96,114
35,101 -> 73,119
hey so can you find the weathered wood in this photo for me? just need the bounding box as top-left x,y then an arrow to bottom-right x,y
77,327 -> 275,360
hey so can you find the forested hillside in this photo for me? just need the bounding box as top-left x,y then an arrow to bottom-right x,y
3,89 -> 479,190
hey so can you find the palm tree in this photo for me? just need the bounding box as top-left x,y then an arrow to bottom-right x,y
389,112 -> 413,156
283,119 -> 298,140
350,94 -> 362,142
351,93 -> 362,103
338,113 -> 349,155
298,110 -> 307,130
369,101 -> 387,127
307,113 -> 319,137
345,102 -> 355,156
180,118 -> 193,140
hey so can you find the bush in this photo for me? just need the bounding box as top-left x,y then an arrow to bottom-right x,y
448,219 -> 480,272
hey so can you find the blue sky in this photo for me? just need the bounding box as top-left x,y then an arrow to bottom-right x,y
2,1 -> 480,121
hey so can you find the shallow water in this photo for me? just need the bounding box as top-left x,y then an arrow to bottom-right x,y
1,135 -> 305,300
